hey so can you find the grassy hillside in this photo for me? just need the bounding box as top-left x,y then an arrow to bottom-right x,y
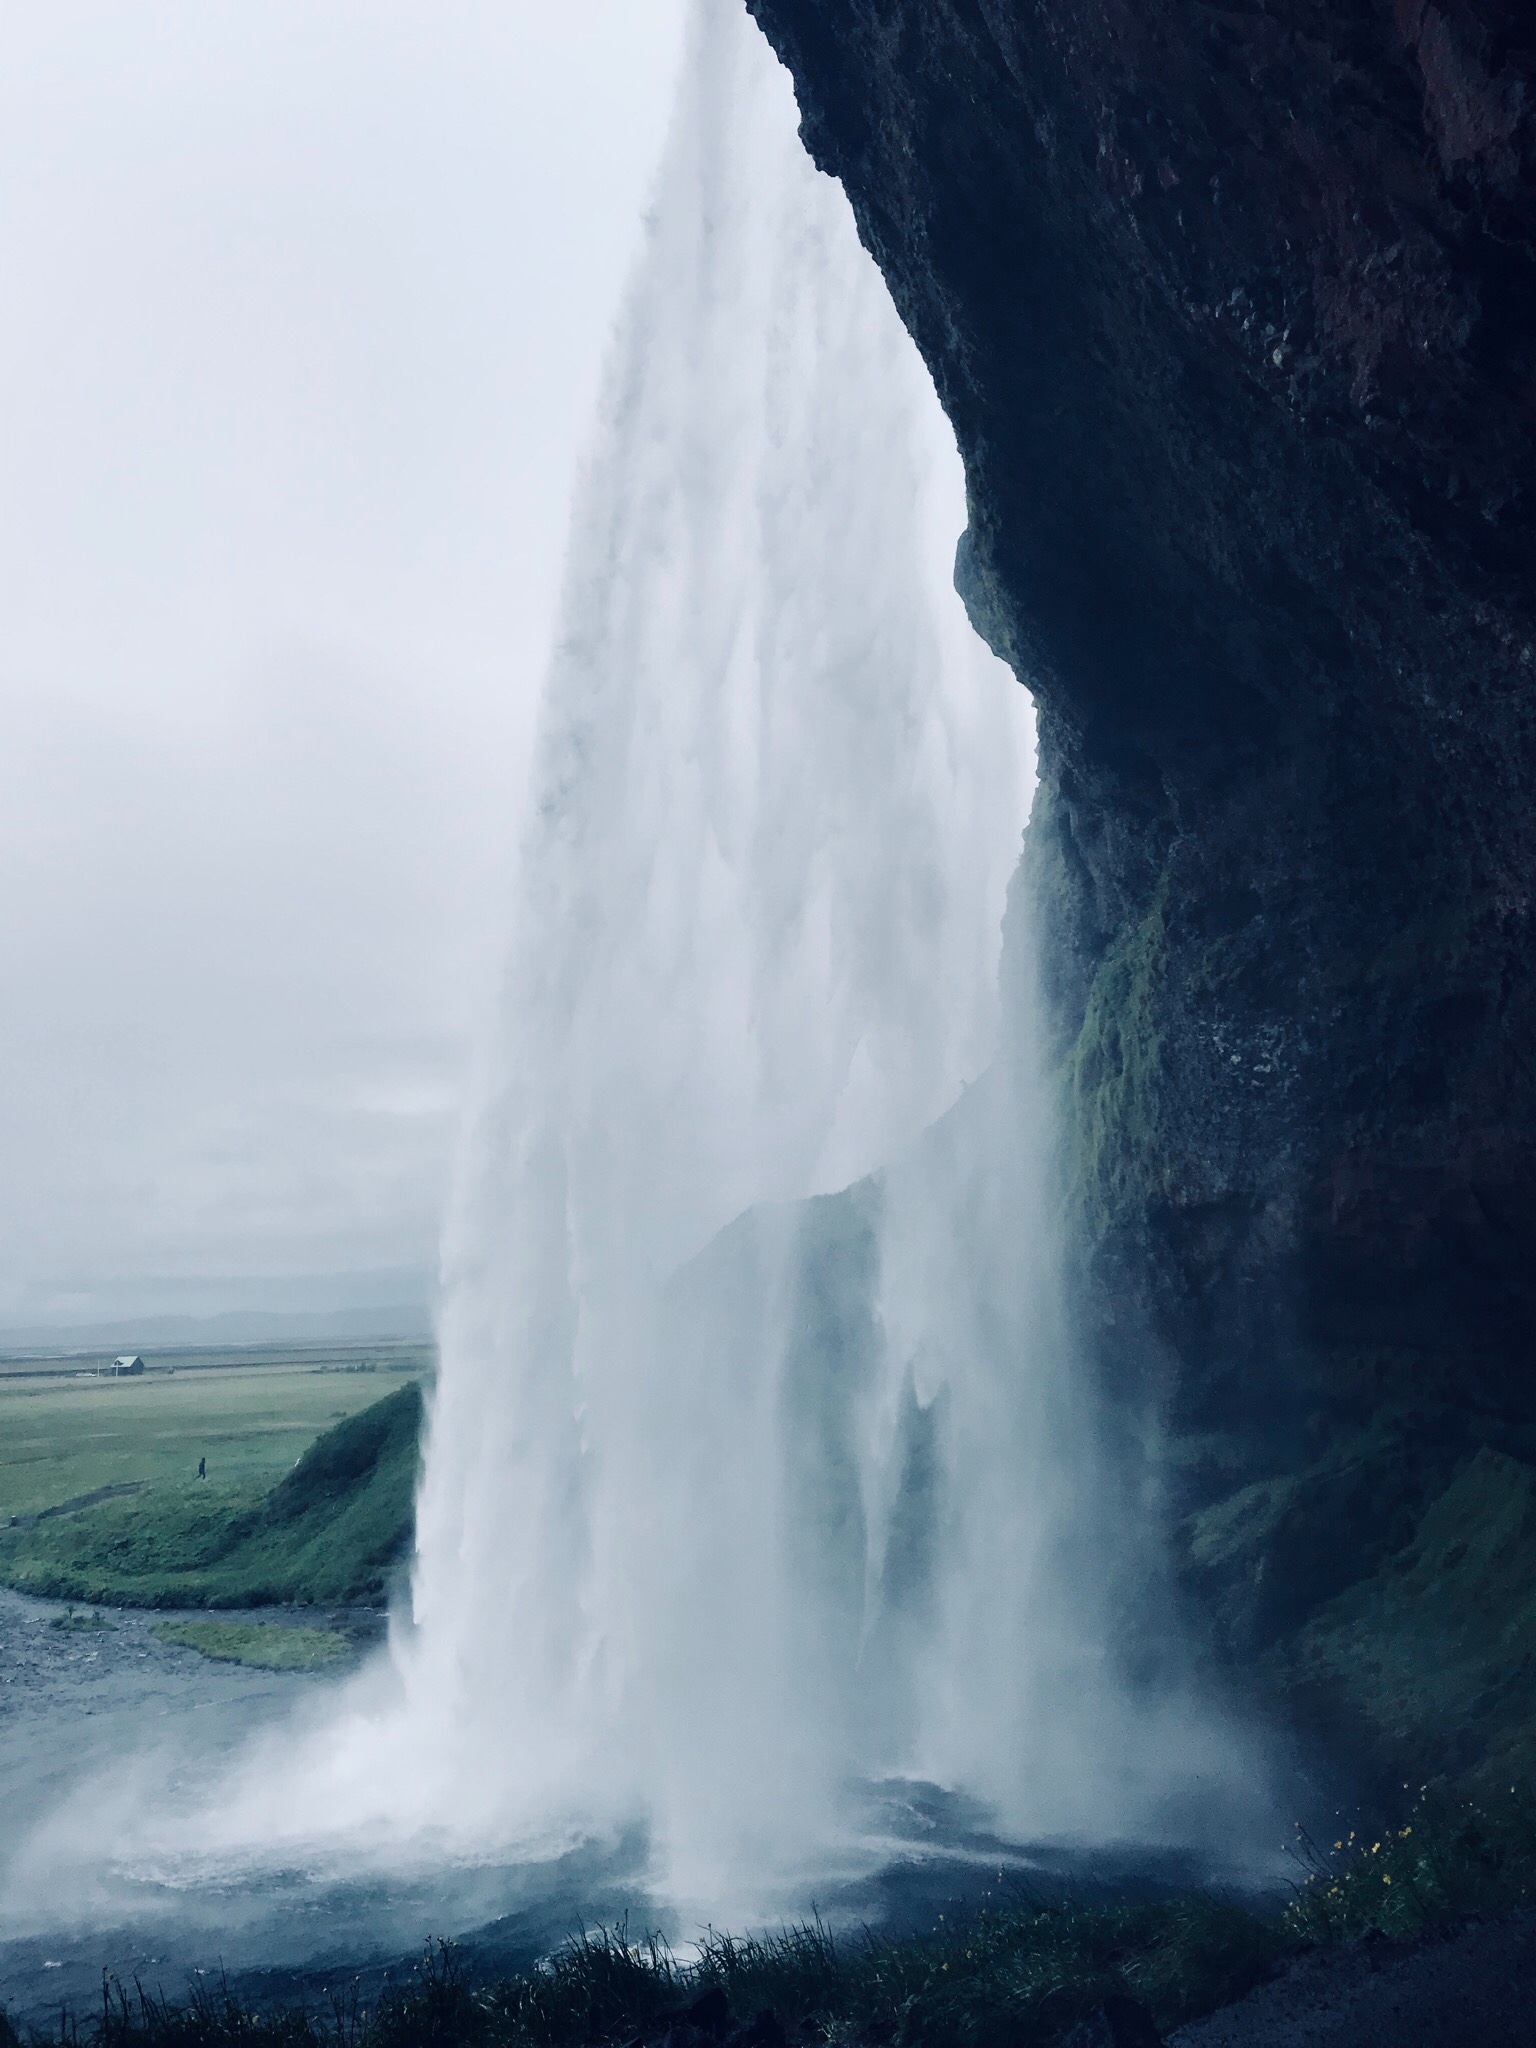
0,1382 -> 423,1609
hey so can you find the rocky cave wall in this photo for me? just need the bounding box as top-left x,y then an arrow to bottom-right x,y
745,0 -> 1536,1791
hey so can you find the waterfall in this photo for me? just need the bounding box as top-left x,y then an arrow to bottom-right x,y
26,0 -> 1268,1925
400,0 -> 1033,1897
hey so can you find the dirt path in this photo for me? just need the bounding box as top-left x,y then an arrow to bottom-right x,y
1172,1912 -> 1536,2047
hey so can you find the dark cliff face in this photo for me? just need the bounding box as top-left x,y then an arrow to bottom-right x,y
746,0 -> 1536,1783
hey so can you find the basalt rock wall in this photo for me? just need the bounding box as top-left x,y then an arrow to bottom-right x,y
745,0 -> 1536,1781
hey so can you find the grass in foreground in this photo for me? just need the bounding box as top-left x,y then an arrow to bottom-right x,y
0,1384 -> 423,1609
7,1788 -> 1534,2048
152,1618 -> 359,1672
1286,1781 -> 1536,1942
0,1899 -> 1284,2048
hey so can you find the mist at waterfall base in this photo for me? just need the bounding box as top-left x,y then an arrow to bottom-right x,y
0,0 -> 1278,1993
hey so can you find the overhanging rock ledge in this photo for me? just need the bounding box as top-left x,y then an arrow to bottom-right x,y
745,0 -> 1536,1788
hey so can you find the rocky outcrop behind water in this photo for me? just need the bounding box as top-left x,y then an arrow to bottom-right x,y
745,0 -> 1536,1792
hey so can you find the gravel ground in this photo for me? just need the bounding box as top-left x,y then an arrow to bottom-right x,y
1170,1911 -> 1536,2047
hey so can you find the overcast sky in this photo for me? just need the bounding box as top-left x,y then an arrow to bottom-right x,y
0,2 -> 687,1330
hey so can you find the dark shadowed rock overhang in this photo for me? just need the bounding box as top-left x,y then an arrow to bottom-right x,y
744,0 -> 1536,1788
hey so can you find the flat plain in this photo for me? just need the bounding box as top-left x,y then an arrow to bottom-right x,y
0,1345 -> 430,1522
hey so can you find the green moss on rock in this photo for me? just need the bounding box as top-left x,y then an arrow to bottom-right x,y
1062,880 -> 1171,1247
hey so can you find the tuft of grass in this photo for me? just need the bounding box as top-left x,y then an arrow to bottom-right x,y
50,1606 -> 114,1632
1285,1782 -> 1536,1943
465,1927 -> 686,2048
151,1618 -> 359,1673
679,1891 -> 1284,2048
0,1385 -> 423,1610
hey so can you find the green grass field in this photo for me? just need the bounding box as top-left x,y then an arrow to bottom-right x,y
0,1351 -> 429,1610
152,1617 -> 359,1671
0,1348 -> 427,1522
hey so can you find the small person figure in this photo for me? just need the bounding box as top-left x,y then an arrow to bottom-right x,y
197,1456 -> 206,1481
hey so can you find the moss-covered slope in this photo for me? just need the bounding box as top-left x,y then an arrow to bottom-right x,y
0,1382 -> 423,1609
1257,1448 -> 1536,1794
